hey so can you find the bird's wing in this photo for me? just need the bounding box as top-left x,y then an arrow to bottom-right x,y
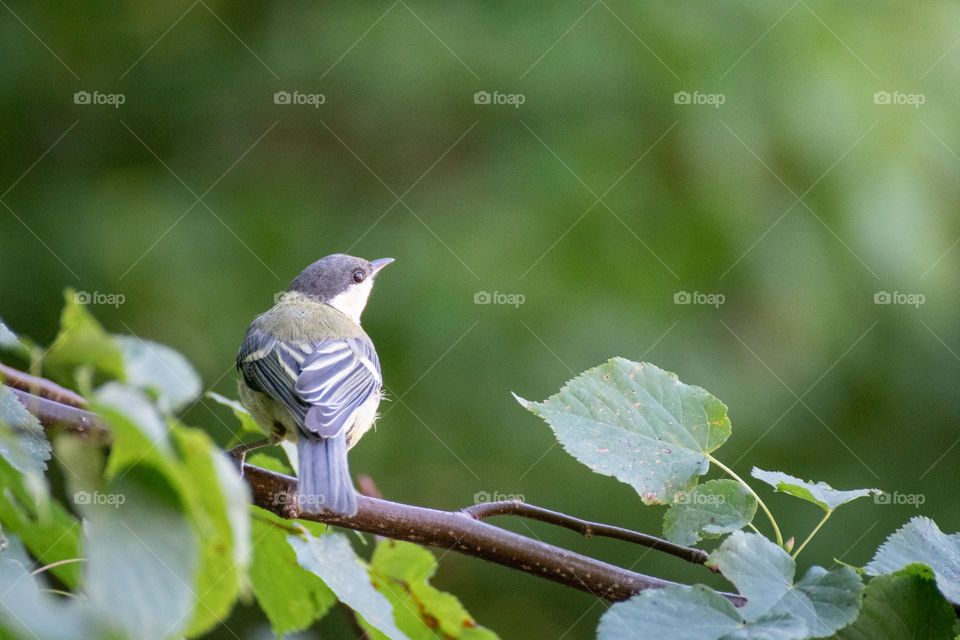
238,326 -> 382,438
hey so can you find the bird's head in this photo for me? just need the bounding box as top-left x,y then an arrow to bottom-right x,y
288,254 -> 394,323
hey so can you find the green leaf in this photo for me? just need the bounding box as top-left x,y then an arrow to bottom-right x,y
289,531 -> 410,640
0,387 -> 50,476
172,426 -> 251,637
515,359 -> 731,504
598,584 -> 807,640
751,468 -> 878,512
366,540 -> 499,639
40,293 -> 202,411
0,489 -> 82,588
0,319 -> 21,350
43,289 -> 125,387
116,335 -> 201,413
94,382 -> 171,476
709,531 -> 862,636
249,507 -> 335,636
0,318 -> 30,361
866,516 -> 960,605
664,479 -> 758,546
0,536 -> 115,640
0,385 -> 51,480
82,470 -> 197,640
828,564 -> 955,640
207,392 -> 266,446
91,389 -> 252,637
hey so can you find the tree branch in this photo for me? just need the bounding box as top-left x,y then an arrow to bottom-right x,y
462,500 -> 711,566
5,382 -> 745,607
1,363 -> 88,408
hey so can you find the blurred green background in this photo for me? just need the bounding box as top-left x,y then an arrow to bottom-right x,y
2,1 -> 959,637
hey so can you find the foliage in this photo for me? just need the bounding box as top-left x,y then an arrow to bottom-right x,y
5,3 -> 960,634
518,357 -> 960,639
0,305 -> 958,639
0,307 -> 499,639
827,564 -> 955,640
514,359 -> 731,505
865,517 -> 960,607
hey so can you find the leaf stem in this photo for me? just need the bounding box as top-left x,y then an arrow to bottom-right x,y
791,510 -> 832,560
707,455 -> 783,547
30,557 -> 86,576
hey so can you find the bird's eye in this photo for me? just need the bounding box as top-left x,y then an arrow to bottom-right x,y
353,270 -> 365,283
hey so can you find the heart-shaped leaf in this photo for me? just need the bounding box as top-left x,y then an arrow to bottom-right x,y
515,359 -> 731,504
598,584 -> 808,640
709,532 -> 862,637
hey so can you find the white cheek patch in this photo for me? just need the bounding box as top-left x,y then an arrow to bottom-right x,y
327,280 -> 374,323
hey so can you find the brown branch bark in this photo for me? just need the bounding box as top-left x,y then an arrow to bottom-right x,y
1,364 -> 88,408
462,500 -> 711,566
5,382 -> 745,607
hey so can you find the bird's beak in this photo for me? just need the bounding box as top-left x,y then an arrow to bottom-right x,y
370,257 -> 395,275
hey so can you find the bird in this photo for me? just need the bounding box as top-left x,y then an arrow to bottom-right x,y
235,254 -> 393,516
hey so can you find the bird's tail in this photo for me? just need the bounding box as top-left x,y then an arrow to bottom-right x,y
296,434 -> 357,516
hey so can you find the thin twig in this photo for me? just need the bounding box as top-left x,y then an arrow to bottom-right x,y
462,500 -> 710,566
7,388 -> 108,439
0,363 -> 87,408
708,454 -> 784,547
792,510 -> 832,560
